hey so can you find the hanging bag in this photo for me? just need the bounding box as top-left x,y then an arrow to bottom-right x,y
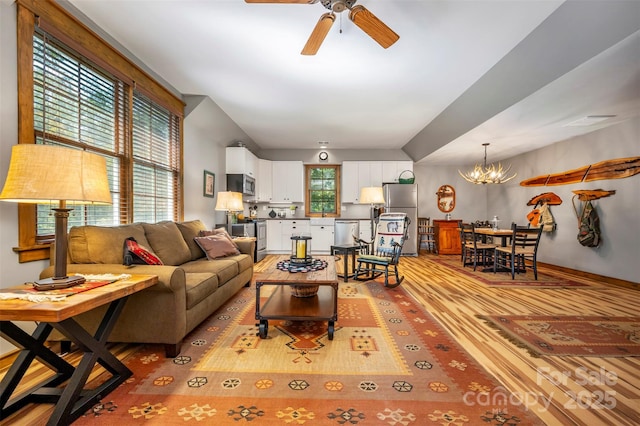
539,203 -> 556,232
572,196 -> 601,247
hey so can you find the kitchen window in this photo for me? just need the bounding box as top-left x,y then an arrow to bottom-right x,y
305,165 -> 340,217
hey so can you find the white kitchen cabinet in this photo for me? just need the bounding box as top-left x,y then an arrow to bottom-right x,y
342,161 -> 383,203
271,161 -> 304,203
309,218 -> 335,254
226,147 -> 257,178
266,220 -> 282,251
268,219 -> 310,253
359,219 -> 373,242
382,161 -> 413,184
257,159 -> 272,202
282,219 -> 309,237
341,161 -> 359,203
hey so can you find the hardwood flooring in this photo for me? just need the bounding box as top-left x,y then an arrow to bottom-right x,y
398,254 -> 640,426
2,254 -> 638,425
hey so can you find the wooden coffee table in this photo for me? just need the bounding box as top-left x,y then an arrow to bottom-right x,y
254,255 -> 339,340
0,274 -> 157,426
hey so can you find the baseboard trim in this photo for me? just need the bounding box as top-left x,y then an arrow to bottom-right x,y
539,262 -> 639,290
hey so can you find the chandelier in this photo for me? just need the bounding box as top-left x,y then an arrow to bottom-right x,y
458,143 -> 517,184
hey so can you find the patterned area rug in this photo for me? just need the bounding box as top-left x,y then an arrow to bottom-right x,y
480,315 -> 640,357
76,283 -> 543,425
430,256 -> 591,288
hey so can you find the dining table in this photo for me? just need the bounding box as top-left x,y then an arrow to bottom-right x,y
473,227 -> 513,247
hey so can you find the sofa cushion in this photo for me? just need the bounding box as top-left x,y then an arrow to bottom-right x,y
181,258 -> 240,287
232,253 -> 254,273
176,220 -> 209,260
69,224 -> 150,264
199,227 -> 238,245
194,234 -> 240,260
185,273 -> 218,310
142,221 -> 192,266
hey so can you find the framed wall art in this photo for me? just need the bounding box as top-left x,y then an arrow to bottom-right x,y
203,170 -> 215,198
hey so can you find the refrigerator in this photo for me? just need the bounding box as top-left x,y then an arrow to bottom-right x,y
383,183 -> 418,256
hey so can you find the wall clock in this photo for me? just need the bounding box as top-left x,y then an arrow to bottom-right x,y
319,151 -> 329,161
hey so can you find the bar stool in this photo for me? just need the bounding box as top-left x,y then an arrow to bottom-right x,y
417,217 -> 436,253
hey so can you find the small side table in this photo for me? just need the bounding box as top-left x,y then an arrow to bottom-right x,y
0,274 -> 157,426
330,243 -> 369,282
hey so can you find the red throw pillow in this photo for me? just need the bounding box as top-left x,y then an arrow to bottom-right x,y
123,237 -> 163,266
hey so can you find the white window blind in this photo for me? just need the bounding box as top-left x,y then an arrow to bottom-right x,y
32,29 -> 181,238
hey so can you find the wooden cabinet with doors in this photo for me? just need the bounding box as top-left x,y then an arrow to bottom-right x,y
433,219 -> 462,255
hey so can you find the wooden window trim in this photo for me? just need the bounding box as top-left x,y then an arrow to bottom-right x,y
304,164 -> 341,218
14,0 -> 185,262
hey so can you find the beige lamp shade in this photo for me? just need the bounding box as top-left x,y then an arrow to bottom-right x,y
215,191 -> 243,211
0,144 -> 112,205
359,186 -> 385,205
0,144 -> 111,288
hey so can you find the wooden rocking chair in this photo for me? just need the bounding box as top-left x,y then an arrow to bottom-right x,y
353,213 -> 409,288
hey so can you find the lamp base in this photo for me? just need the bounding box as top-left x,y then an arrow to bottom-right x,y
32,275 -> 86,291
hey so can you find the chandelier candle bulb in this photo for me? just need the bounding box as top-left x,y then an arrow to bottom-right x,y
459,143 -> 517,184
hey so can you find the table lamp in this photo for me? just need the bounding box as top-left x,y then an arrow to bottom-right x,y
359,186 -> 385,241
215,191 -> 244,224
0,144 -> 112,287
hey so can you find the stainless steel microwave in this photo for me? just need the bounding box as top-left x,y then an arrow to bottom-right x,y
226,174 -> 255,196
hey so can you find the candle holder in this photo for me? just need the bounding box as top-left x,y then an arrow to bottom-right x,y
290,235 -> 312,266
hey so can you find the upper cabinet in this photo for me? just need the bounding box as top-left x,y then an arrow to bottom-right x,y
256,159 -> 273,202
342,161 -> 413,203
382,161 -> 414,184
271,161 -> 304,203
226,147 -> 257,177
342,161 -> 382,203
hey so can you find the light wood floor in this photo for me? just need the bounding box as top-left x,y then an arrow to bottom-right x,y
2,254 -> 638,425
398,254 -> 640,426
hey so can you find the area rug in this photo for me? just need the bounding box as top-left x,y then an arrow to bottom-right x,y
75,282 -> 543,425
479,315 -> 640,357
430,256 -> 591,288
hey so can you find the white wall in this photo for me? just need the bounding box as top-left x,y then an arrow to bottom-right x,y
182,95 -> 255,228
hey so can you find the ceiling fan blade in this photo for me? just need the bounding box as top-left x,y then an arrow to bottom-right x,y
348,5 -> 399,49
244,0 -> 315,3
301,13 -> 335,56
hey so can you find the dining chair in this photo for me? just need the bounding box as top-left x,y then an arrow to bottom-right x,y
417,217 -> 436,253
460,222 -> 496,271
494,223 -> 543,279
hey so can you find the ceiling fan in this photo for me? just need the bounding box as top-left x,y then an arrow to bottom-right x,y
245,0 -> 400,55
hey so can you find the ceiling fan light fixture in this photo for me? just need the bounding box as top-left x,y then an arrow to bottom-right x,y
458,143 -> 517,185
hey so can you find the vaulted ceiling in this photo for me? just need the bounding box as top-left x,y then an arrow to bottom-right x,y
64,0 -> 640,165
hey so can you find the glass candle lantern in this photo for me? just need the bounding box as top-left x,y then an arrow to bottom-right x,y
290,235 -> 312,265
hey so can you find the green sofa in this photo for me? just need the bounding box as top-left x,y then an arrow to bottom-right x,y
40,220 -> 254,357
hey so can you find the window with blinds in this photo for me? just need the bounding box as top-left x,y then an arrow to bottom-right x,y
32,30 -> 181,238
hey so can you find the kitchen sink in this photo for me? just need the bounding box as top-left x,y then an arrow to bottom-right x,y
309,218 -> 335,226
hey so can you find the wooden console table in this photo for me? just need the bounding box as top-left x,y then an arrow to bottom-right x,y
254,256 -> 338,340
0,274 -> 157,426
